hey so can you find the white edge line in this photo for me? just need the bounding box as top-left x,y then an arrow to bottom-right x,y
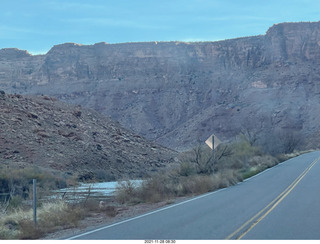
66,187 -> 227,240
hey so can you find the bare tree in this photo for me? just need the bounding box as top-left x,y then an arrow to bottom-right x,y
240,118 -> 265,147
280,130 -> 302,154
240,128 -> 259,146
192,143 -> 214,174
183,141 -> 233,174
215,144 -> 233,161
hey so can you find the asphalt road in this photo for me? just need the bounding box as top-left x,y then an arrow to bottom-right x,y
67,151 -> 320,240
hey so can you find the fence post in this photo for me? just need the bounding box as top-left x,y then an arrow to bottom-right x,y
33,179 -> 37,227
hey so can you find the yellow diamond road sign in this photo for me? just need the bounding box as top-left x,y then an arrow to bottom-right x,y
205,134 -> 222,150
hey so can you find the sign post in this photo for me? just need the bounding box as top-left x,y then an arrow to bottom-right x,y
205,134 -> 222,173
211,135 -> 215,173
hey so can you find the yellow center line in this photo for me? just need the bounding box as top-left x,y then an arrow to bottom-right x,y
225,156 -> 320,240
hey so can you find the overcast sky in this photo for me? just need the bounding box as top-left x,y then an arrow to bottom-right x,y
1,0 -> 320,54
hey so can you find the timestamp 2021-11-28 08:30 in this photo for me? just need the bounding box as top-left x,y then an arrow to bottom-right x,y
144,240 -> 176,244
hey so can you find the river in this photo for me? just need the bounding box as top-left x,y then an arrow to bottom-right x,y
51,180 -> 143,202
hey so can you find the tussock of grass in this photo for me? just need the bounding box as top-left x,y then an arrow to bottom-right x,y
0,200 -> 85,239
38,201 -> 84,230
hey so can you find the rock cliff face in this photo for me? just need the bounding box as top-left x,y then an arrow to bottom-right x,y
1,21 -> 320,151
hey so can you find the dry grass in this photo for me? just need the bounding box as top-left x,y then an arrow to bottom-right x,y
0,200 -> 85,239
0,197 -> 121,240
115,169 -> 243,205
276,149 -> 316,162
82,198 -> 118,217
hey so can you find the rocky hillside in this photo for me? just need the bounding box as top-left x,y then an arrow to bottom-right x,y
0,91 -> 177,180
1,21 -> 320,151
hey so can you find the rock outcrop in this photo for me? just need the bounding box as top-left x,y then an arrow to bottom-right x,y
1,21 -> 320,151
0,92 -> 177,179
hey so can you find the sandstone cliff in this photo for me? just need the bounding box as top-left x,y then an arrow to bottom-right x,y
1,21 -> 320,151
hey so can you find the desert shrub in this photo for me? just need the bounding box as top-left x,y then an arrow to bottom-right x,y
82,198 -> 101,212
5,196 -> 23,212
80,198 -> 118,218
232,135 -> 262,157
240,155 -> 279,179
115,173 -> 179,204
93,170 -> 116,182
100,205 -> 117,218
38,201 -> 85,231
0,217 -> 20,239
139,173 -> 179,202
218,169 -> 243,186
115,180 -> 140,204
0,208 -> 36,239
115,168 -> 243,205
179,144 -> 215,174
18,219 -> 43,239
0,169 -> 29,200
214,136 -> 261,171
0,166 -> 69,202
241,167 -> 261,180
178,162 -> 196,176
179,175 -> 216,195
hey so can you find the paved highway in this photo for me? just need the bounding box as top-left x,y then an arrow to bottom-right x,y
67,151 -> 320,240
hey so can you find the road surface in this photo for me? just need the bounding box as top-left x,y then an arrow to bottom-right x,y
67,151 -> 320,240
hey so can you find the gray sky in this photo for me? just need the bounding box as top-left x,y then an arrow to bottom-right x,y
1,0 -> 320,54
